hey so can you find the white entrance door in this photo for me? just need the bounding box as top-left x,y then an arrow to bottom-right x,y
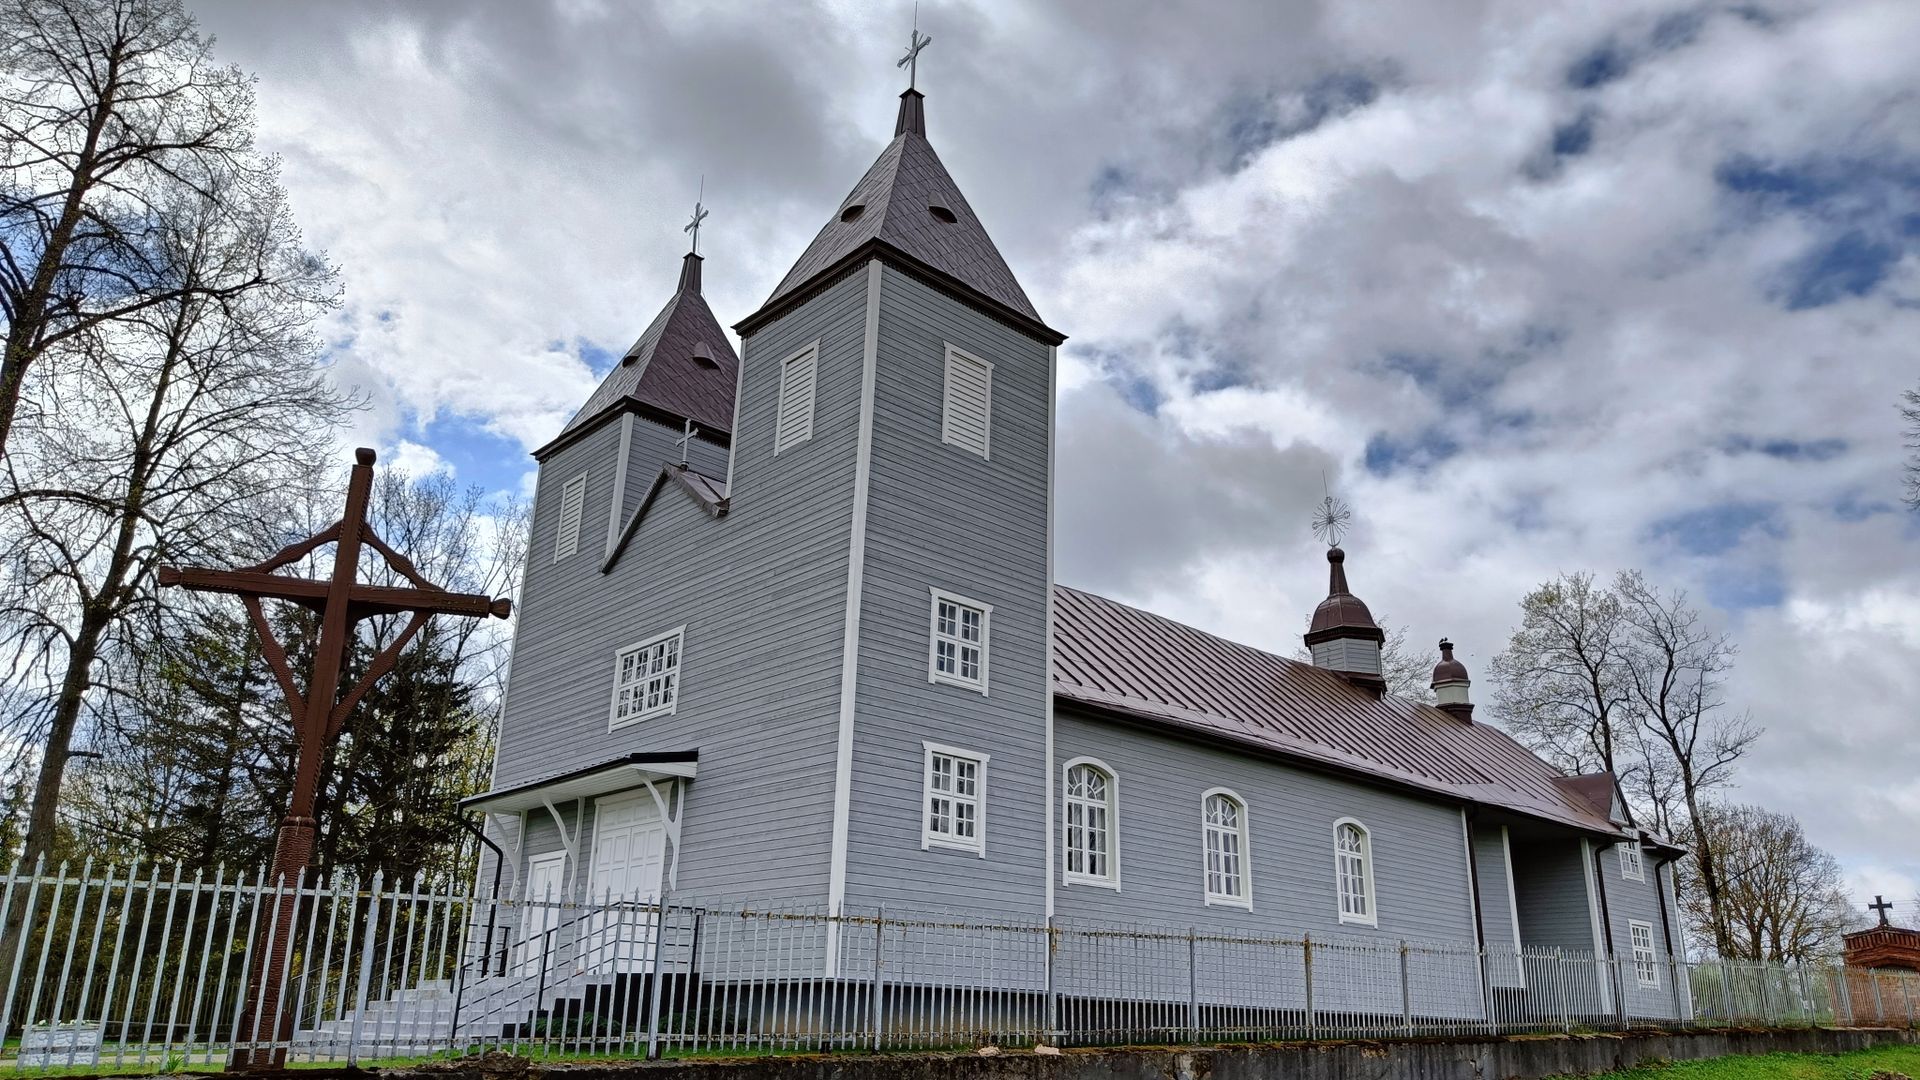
517,852 -> 567,976
586,791 -> 669,971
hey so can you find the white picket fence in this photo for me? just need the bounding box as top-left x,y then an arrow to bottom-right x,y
2,860 -> 1915,1069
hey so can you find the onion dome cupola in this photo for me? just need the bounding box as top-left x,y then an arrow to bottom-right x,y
1304,546 -> 1387,693
733,63 -> 1063,345
1430,638 -> 1473,721
539,246 -> 741,461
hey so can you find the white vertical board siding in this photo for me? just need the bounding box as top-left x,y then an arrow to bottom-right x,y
774,343 -> 818,453
840,267 -> 1053,918
491,267 -> 872,906
1600,844 -> 1685,1018
940,345 -> 992,458
554,472 -> 588,561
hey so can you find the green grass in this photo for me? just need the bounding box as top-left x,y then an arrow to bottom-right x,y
1563,1045 -> 1920,1080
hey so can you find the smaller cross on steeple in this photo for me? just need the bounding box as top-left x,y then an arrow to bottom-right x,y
684,177 -> 709,255
898,7 -> 932,91
1871,895 -> 1895,927
676,419 -> 701,466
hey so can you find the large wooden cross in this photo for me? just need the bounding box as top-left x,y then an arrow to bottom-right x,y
158,447 -> 512,1066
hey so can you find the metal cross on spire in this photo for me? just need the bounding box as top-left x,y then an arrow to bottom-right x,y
1871,895 -> 1895,927
898,6 -> 932,90
1311,473 -> 1353,548
676,418 -> 701,466
684,176 -> 709,255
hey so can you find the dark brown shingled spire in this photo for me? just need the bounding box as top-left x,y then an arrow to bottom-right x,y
678,251 -> 702,295
735,80 -> 1062,345
895,88 -> 925,138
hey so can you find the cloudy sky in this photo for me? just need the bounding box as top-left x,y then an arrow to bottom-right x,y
190,0 -> 1920,904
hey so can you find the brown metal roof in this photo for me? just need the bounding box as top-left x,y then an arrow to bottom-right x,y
558,253 -> 739,445
748,91 -> 1045,330
1051,584 -> 1623,836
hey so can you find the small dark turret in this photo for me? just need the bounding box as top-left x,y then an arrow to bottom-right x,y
1431,638 -> 1473,722
1304,547 -> 1386,693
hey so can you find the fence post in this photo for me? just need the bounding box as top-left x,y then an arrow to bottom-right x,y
346,872 -> 383,1067
644,891 -> 671,1061
1612,953 -> 1628,1032
1755,962 -> 1771,1025
1555,948 -> 1570,1034
1399,941 -> 1412,1037
1836,962 -> 1854,1026
1044,916 -> 1057,1048
1669,954 -> 1684,1026
1871,970 -> 1886,1026
868,907 -> 885,1052
1186,929 -> 1199,1043
1302,934 -> 1315,1041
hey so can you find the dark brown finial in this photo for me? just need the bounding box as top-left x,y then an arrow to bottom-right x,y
355,447 -> 376,466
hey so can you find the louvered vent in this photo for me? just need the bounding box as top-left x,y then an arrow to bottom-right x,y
554,472 -> 587,561
941,347 -> 993,458
774,345 -> 817,454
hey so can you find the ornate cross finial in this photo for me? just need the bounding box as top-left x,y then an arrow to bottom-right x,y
898,6 -> 932,90
676,419 -> 701,466
1311,473 -> 1353,548
1871,895 -> 1894,926
684,176 -> 709,255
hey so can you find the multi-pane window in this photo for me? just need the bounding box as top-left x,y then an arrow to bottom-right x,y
1202,791 -> 1250,906
1630,921 -> 1660,987
1063,761 -> 1117,885
1618,843 -> 1644,881
922,744 -> 987,854
1335,820 -> 1376,925
610,628 -> 683,728
927,589 -> 989,692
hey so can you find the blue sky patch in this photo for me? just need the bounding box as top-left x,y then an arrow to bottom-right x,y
1716,153 -> 1920,308
1217,71 -> 1380,172
1704,562 -> 1786,611
1648,500 -> 1784,556
1783,230 -> 1899,309
1723,433 -> 1849,462
419,413 -> 530,496
1566,41 -> 1630,89
1364,427 -> 1461,477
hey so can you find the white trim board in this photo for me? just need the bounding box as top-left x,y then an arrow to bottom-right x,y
824,260 -> 884,974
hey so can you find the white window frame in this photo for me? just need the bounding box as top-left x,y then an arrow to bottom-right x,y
1061,757 -> 1120,889
1201,787 -> 1252,909
926,587 -> 991,694
773,340 -> 819,454
553,471 -> 588,562
920,742 -> 988,856
608,626 -> 685,730
940,343 -> 993,459
1618,842 -> 1644,882
1629,920 -> 1660,988
1334,817 -> 1378,927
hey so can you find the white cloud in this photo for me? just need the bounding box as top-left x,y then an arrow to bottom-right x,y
188,0 -> 1920,903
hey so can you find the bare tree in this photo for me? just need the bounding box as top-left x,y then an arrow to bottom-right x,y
0,0 -> 267,460
1904,387 -> 1920,511
1616,571 -> 1762,960
1681,802 -> 1852,961
0,174 -> 347,872
1487,572 -> 1637,783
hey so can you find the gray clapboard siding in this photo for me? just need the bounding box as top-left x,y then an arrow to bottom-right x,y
491,267 -> 874,905
1051,710 -> 1478,949
1472,823 -> 1524,988
1597,843 -> 1685,1018
1511,838 -> 1599,953
839,267 -> 1055,917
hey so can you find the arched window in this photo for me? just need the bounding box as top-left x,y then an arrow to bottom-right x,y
1334,818 -> 1376,925
1201,789 -> 1251,907
1062,760 -> 1118,886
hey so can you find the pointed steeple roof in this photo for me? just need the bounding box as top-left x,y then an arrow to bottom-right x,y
541,251 -> 740,459
738,90 -> 1061,344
